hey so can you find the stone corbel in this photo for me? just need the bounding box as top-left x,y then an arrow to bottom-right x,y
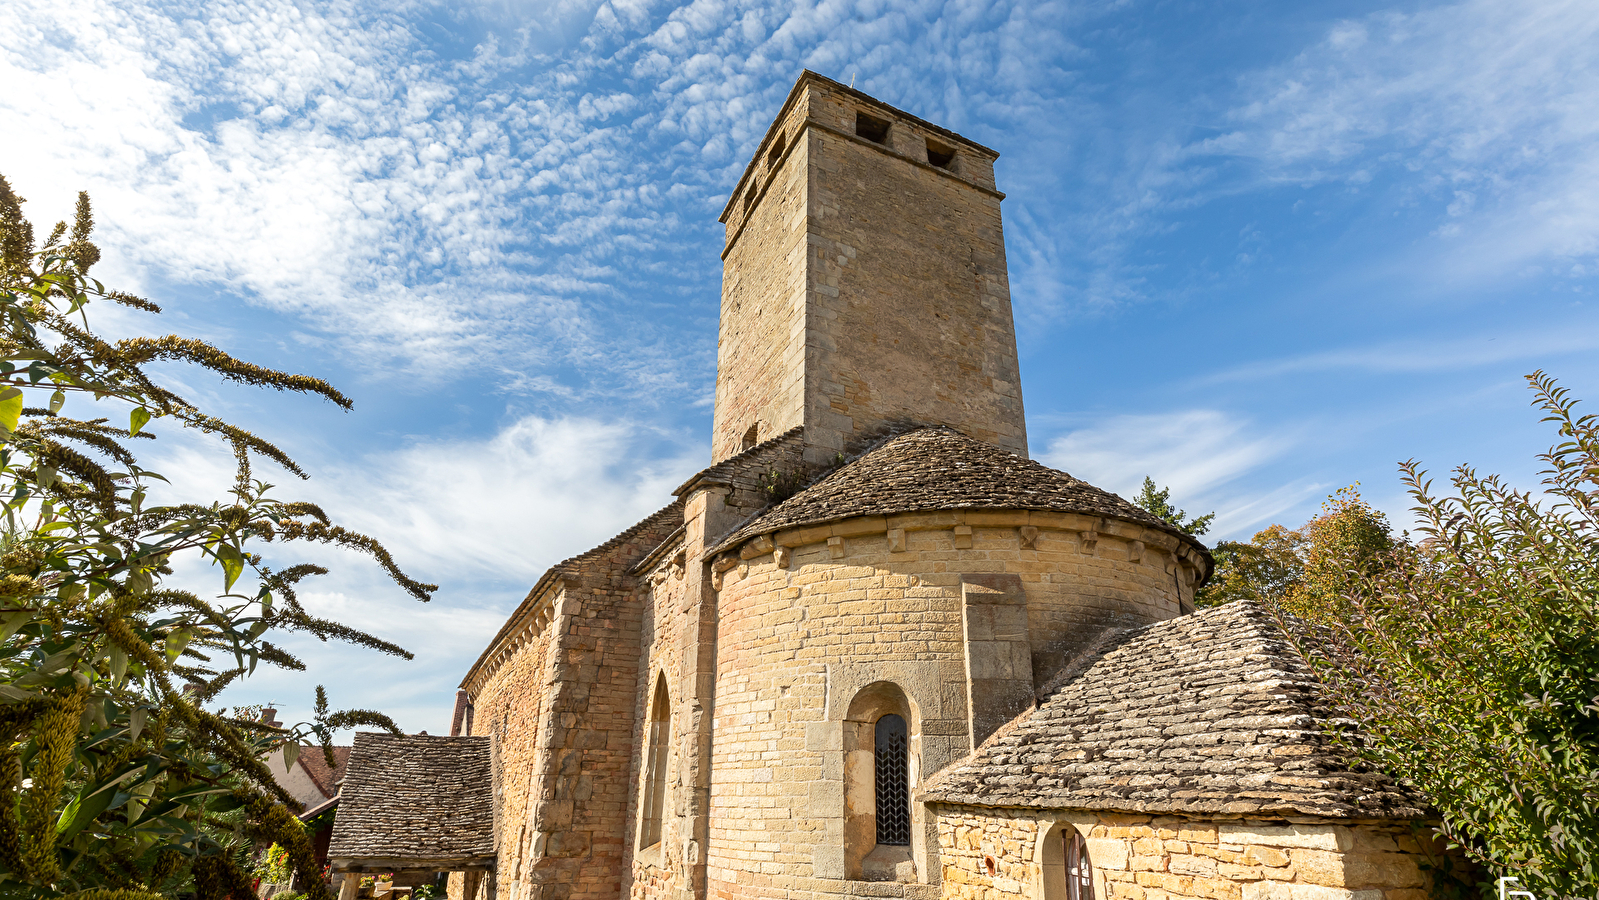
1129,540 -> 1145,563
741,534 -> 775,560
953,524 -> 973,549
774,546 -> 792,568
710,554 -> 738,590
1018,525 -> 1040,549
827,536 -> 845,558
887,528 -> 906,552
1079,530 -> 1099,554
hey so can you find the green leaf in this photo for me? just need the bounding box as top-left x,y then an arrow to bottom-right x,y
164,628 -> 192,662
216,543 -> 244,591
56,782 -> 117,839
282,742 -> 300,769
109,645 -> 128,685
128,706 -> 146,741
0,610 -> 30,644
0,387 -> 21,434
129,406 -> 151,437
48,388 -> 64,413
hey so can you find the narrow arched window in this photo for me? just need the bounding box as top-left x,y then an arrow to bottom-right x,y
1066,830 -> 1093,900
874,714 -> 909,845
639,675 -> 670,849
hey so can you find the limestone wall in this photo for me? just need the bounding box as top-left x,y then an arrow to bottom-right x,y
801,95 -> 1024,462
666,510 -> 1188,900
457,506 -> 681,900
468,614 -> 554,899
711,95 -> 811,463
710,72 -> 1026,466
934,806 -> 1456,900
624,541 -> 691,900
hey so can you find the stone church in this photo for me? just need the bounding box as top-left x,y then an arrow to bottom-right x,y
327,72 -> 1455,900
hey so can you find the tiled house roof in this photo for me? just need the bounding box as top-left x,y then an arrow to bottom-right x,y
921,600 -> 1429,819
715,428 -> 1209,564
299,745 -> 351,799
327,733 -> 495,868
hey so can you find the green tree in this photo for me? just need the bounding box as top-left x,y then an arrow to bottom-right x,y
1284,484 -> 1393,621
1195,524 -> 1304,608
0,178 -> 435,900
1132,476 -> 1215,536
1193,485 -> 1391,611
1283,373 -> 1599,897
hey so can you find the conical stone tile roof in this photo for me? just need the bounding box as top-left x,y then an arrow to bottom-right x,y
714,428 -> 1208,564
920,599 -> 1429,818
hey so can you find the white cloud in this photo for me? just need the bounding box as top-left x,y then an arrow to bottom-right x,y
1217,0 -> 1599,281
1198,325 -> 1599,385
1040,409 -> 1308,538
1042,409 -> 1291,500
135,412 -> 702,732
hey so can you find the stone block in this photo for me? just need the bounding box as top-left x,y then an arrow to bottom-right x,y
1088,838 -> 1129,871
1220,825 -> 1351,852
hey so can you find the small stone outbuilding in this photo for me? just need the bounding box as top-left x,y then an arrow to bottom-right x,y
921,600 -> 1457,900
328,734 -> 496,899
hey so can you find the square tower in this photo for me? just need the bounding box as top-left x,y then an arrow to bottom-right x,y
711,71 -> 1028,464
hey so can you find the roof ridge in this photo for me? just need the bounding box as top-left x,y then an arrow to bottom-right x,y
673,425 -> 805,497
460,499 -> 684,688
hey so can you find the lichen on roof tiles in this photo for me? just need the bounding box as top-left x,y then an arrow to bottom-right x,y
920,600 -> 1429,819
715,427 -> 1208,561
327,733 -> 494,864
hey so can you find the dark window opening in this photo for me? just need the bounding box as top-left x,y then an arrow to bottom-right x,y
744,178 -> 760,212
767,133 -> 787,168
926,139 -> 955,169
874,714 -> 909,845
639,677 -> 671,849
855,111 -> 891,144
1066,830 -> 1093,900
741,424 -> 759,451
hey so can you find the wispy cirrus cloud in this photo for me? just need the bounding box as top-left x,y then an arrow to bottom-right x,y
1198,325 -> 1599,386
1208,0 -> 1599,282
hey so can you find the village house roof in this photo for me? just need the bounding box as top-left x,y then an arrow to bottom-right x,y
713,428 -> 1209,563
298,745 -> 351,799
327,733 -> 496,871
920,599 -> 1429,819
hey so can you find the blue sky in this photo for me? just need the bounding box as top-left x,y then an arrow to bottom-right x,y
3,0 -> 1597,733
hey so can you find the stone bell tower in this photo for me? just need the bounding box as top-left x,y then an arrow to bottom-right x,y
710,71 -> 1027,465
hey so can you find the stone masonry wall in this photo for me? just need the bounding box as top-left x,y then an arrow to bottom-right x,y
624,540 -> 690,900
468,615 -> 554,898
801,87 -> 1025,462
711,92 -> 813,463
935,806 -> 1458,900
664,510 -> 1188,900
461,506 -> 682,900
711,73 -> 1026,466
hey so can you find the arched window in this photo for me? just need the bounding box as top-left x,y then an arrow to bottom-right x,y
638,675 -> 670,849
1066,830 -> 1093,900
844,682 -> 917,880
874,714 -> 909,845
1042,824 -> 1093,900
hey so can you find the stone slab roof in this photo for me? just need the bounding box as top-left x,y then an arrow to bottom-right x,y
714,428 -> 1207,561
921,600 -> 1429,819
327,733 -> 495,868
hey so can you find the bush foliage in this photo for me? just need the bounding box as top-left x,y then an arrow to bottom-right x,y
0,178 -> 434,900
